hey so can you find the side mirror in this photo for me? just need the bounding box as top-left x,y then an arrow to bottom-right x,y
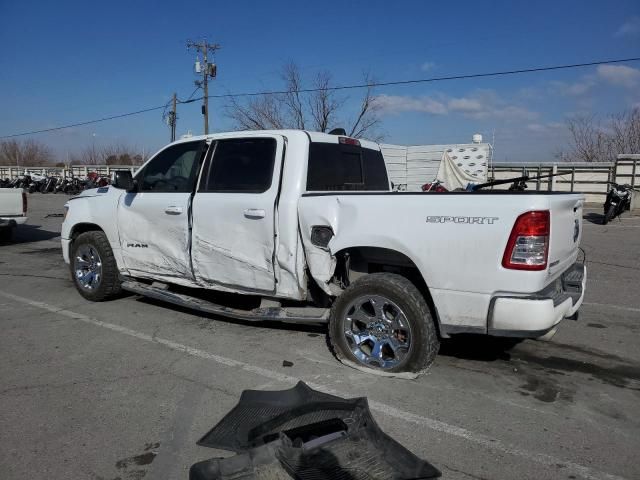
113,170 -> 136,192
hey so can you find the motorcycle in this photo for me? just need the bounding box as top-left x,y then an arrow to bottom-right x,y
421,180 -> 448,192
40,175 -> 59,193
602,183 -> 635,225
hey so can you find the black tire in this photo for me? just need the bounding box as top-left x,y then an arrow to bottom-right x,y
0,227 -> 13,243
70,231 -> 122,301
328,273 -> 440,374
603,204 -> 616,225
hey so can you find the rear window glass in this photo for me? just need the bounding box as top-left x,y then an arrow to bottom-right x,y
307,142 -> 389,191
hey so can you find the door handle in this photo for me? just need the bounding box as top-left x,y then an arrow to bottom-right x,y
244,208 -> 265,219
165,206 -> 183,215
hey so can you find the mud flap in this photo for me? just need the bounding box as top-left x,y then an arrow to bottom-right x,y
191,382 -> 440,480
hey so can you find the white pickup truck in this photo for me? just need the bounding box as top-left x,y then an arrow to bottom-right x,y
61,130 -> 586,374
0,188 -> 28,242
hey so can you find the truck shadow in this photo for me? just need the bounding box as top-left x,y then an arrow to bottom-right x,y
2,224 -> 60,245
438,334 -> 522,361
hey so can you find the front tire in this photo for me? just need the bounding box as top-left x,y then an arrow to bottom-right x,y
328,273 -> 439,374
70,231 -> 121,301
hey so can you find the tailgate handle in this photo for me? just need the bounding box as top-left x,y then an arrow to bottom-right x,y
244,208 -> 265,219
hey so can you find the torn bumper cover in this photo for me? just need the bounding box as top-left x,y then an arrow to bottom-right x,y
190,381 -> 440,480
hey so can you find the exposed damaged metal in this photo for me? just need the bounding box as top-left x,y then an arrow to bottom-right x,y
190,381 -> 441,480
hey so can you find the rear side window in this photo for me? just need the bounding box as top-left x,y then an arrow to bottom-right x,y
203,138 -> 276,193
307,142 -> 389,191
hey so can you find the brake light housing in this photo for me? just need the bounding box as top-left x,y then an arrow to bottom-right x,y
338,136 -> 360,146
22,192 -> 27,216
502,210 -> 550,270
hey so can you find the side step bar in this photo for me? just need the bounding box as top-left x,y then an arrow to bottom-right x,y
121,280 -> 329,324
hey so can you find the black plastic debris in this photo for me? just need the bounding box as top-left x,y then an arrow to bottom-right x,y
191,381 -> 440,480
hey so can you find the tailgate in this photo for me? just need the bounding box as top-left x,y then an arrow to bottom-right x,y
0,190 -> 23,217
547,195 -> 584,278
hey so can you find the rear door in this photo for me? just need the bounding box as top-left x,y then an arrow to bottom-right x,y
191,135 -> 283,292
117,140 -> 207,280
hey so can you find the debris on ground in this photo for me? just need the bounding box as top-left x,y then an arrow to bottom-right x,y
190,381 -> 440,479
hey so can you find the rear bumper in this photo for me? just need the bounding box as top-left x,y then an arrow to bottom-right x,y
488,262 -> 586,337
0,216 -> 28,227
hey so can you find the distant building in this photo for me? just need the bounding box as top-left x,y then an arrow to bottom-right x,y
381,135 -> 493,191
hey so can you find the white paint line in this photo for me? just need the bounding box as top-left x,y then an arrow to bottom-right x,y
0,290 -> 629,480
583,302 -> 640,314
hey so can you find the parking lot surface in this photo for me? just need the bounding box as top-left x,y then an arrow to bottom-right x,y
1,194 -> 639,480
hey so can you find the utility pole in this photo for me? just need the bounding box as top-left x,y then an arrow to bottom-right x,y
187,40 -> 220,135
169,92 -> 177,142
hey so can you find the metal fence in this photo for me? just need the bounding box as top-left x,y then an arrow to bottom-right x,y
1,156 -> 638,205
0,165 -> 138,180
489,157 -> 639,204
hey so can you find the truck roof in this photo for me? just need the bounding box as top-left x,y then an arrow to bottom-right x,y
170,129 -> 381,150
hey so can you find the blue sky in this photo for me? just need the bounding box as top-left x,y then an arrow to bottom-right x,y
1,0 -> 639,162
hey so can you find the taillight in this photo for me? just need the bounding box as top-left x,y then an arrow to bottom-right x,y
22,192 -> 27,216
502,210 -> 550,270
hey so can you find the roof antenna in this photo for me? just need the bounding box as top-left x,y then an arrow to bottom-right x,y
328,128 -> 346,136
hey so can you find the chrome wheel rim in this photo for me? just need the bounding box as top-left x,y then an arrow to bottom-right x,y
74,244 -> 102,291
342,295 -> 412,369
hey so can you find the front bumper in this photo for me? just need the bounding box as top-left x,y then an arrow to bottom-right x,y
61,238 -> 71,264
488,262 -> 586,337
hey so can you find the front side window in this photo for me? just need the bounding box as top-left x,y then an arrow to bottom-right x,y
138,141 -> 205,193
203,138 -> 276,193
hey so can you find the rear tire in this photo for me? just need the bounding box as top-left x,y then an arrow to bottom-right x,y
0,227 -> 13,243
603,204 -> 616,225
328,273 -> 440,374
70,231 -> 121,301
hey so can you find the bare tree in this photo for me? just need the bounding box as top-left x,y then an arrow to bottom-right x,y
226,62 -> 382,140
73,143 -> 148,165
0,139 -> 53,166
562,108 -> 640,162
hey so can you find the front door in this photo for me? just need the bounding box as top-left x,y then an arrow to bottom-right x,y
191,135 -> 283,292
118,140 -> 207,281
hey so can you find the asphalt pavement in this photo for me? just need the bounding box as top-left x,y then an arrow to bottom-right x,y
1,194 -> 639,480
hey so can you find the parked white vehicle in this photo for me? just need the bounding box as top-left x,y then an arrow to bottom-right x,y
61,130 -> 586,374
0,188 -> 28,241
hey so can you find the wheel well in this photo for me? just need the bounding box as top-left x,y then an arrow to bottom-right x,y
70,223 -> 104,240
334,246 -> 443,335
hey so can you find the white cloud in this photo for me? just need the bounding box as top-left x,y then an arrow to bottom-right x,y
373,94 -> 447,114
550,77 -> 596,97
615,16 -> 640,37
597,64 -> 640,88
420,61 -> 435,72
448,97 -> 483,113
526,122 -> 564,133
374,91 -> 537,120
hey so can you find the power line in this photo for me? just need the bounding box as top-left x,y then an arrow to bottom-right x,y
1,105 -> 167,139
2,56 -> 639,139
195,56 -> 640,99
